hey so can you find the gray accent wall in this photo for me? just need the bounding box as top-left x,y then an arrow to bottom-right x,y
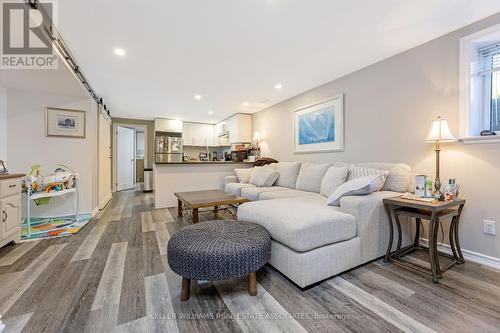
253,13 -> 500,259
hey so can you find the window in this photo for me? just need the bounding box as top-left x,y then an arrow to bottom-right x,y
475,43 -> 500,132
460,24 -> 500,141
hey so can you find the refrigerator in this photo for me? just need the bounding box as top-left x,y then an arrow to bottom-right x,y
155,133 -> 183,163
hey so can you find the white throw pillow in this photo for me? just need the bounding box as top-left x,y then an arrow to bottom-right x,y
272,162 -> 302,189
295,163 -> 331,192
347,165 -> 389,181
249,166 -> 279,187
320,166 -> 349,197
326,174 -> 387,206
234,168 -> 253,183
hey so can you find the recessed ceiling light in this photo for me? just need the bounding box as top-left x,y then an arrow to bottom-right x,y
194,94 -> 202,100
113,48 -> 126,57
274,83 -> 283,90
208,110 -> 213,114
242,102 -> 249,107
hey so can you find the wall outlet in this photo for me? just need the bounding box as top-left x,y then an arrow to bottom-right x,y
483,220 -> 496,236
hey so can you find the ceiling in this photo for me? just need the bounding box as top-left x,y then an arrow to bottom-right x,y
54,0 -> 500,123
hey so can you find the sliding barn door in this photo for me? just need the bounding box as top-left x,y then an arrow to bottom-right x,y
98,105 -> 112,209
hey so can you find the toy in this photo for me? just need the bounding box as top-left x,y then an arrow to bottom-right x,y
22,164 -> 79,198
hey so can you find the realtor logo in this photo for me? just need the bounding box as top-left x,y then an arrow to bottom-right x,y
1,0 -> 58,69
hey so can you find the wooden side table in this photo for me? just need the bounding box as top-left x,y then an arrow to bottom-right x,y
383,196 -> 465,283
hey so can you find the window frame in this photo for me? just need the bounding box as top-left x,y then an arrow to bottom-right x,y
459,23 -> 500,143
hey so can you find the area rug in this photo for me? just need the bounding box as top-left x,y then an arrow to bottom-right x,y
21,214 -> 92,241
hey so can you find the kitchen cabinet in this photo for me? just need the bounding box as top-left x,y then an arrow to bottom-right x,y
227,114 -> 252,144
154,118 -> 183,133
183,122 -> 216,147
0,175 -> 23,248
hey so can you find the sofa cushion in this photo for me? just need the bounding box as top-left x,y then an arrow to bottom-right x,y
356,162 -> 411,192
234,168 -> 254,183
327,174 -> 387,206
238,196 -> 357,252
249,165 -> 279,187
347,165 -> 388,181
225,182 -> 255,196
240,186 -> 288,201
259,189 -> 321,200
271,162 -> 302,189
295,163 -> 331,193
320,166 -> 349,197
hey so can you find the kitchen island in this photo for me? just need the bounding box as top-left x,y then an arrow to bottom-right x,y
153,162 -> 253,208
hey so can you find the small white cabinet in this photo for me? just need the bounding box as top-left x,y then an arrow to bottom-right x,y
183,122 -> 216,147
227,114 -> 252,144
154,118 -> 183,133
0,176 -> 23,248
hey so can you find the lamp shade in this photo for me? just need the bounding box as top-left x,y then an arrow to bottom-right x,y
425,117 -> 456,142
252,131 -> 261,143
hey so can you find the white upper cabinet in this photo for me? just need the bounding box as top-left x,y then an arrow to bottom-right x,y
183,122 -> 215,146
154,118 -> 183,133
227,114 -> 252,143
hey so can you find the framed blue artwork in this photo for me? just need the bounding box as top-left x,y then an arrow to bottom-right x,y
294,94 -> 344,153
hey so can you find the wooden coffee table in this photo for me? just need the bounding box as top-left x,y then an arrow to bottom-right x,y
174,189 -> 249,223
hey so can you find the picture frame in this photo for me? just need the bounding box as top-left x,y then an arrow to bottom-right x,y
293,94 -> 344,153
46,107 -> 86,138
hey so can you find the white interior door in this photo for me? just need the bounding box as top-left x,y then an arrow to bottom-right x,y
98,108 -> 112,208
117,126 -> 135,191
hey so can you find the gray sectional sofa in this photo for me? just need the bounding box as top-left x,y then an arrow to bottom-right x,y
225,162 -> 412,288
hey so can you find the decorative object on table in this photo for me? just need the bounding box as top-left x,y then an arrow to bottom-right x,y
294,94 -> 344,153
425,116 -> 456,199
46,107 -> 86,138
383,196 -> 465,283
0,160 -> 8,174
415,175 -> 426,197
167,219 -> 271,301
425,177 -> 433,197
21,164 -> 80,238
444,178 -> 460,201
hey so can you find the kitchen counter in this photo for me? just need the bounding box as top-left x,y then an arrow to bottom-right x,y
155,161 -> 254,165
153,162 -> 252,208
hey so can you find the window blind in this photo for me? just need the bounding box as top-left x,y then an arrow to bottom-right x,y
473,42 -> 500,76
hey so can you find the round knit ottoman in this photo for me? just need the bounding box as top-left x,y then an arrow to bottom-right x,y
167,219 -> 271,301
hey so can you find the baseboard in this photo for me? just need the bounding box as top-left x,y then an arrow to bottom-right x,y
420,239 -> 500,271
99,193 -> 112,210
90,207 -> 99,218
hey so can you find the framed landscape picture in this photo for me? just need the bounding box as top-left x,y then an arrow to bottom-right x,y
293,94 -> 344,153
46,107 -> 86,138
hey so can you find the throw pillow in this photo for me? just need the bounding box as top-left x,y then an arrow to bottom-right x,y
326,174 -> 387,206
295,163 -> 331,192
356,162 -> 411,192
234,168 -> 253,183
347,165 -> 389,181
249,166 -> 279,187
271,162 -> 302,189
320,166 -> 349,197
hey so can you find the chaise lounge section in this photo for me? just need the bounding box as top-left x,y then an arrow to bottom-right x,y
226,161 -> 412,288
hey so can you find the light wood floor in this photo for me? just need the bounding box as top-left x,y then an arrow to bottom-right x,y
1,189 -> 500,333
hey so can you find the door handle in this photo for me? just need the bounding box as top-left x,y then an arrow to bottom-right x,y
9,184 -> 16,188
2,210 -> 7,223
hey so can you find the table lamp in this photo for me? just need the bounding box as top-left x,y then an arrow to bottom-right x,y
425,116 -> 456,198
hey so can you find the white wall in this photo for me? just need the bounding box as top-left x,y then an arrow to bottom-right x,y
253,13 -> 500,260
6,88 -> 98,217
0,86 -> 7,162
